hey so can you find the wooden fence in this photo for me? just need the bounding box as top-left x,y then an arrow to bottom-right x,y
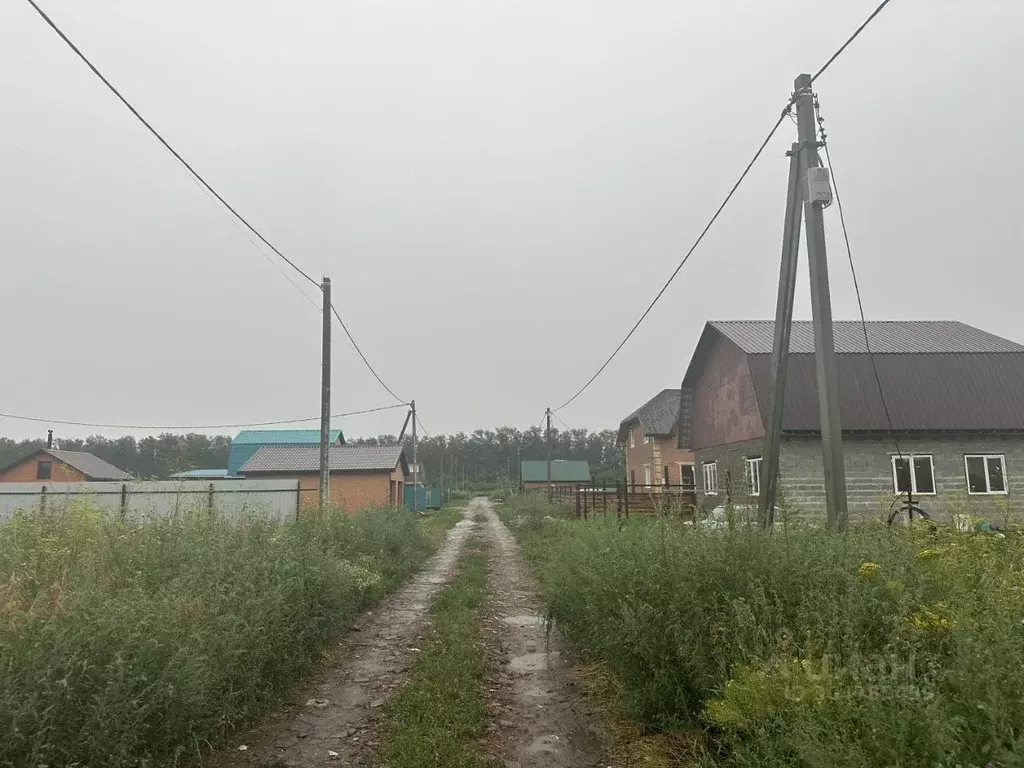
542,482 -> 697,520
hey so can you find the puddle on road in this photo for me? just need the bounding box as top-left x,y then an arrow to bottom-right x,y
508,651 -> 560,673
526,734 -> 561,755
501,614 -> 544,627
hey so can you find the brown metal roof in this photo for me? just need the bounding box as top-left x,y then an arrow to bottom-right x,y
239,444 -> 406,474
682,321 -> 1024,434
616,388 -> 681,443
710,320 -> 1024,355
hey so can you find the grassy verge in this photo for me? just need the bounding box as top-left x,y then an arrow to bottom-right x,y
0,503 -> 457,768
381,535 -> 495,768
502,495 -> 1024,767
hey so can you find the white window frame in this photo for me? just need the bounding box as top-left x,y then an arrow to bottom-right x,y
679,462 -> 695,487
643,431 -> 651,444
629,427 -> 635,448
644,464 -> 652,486
703,461 -> 718,495
964,454 -> 1008,495
891,454 -> 936,496
745,456 -> 762,497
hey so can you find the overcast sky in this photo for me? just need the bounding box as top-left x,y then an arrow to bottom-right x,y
1,0 -> 1021,442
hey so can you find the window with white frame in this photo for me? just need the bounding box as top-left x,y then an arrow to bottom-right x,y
965,455 -> 1007,495
644,464 -> 652,486
679,463 -> 695,489
643,431 -> 650,444
891,454 -> 935,495
745,456 -> 762,496
703,461 -> 718,495
629,428 -> 635,448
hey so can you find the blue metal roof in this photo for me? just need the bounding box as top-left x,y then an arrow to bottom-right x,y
170,468 -> 231,479
232,429 -> 343,445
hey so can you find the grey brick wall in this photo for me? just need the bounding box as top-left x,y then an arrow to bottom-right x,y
780,434 -> 1024,523
696,433 -> 1024,524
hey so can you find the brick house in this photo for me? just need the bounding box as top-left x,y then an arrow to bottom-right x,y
0,449 -> 133,482
617,388 -> 695,490
239,444 -> 409,513
679,320 -> 1024,521
519,460 -> 590,491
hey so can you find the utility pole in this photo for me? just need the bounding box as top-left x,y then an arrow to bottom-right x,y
546,407 -> 553,501
411,399 -> 418,514
762,75 -> 847,531
760,143 -> 803,527
795,73 -> 847,532
319,277 -> 332,515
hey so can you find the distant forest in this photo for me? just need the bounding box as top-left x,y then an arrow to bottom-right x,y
0,427 -> 624,485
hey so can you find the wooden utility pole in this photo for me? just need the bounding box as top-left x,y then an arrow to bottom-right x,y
319,276 -> 332,514
546,407 -> 553,501
760,75 -> 848,532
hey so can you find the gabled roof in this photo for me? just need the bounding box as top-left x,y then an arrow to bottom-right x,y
520,460 -> 591,483
0,449 -> 133,480
708,320 -> 1024,355
240,444 -> 407,474
232,429 -> 344,445
617,389 -> 681,443
682,320 -> 1024,434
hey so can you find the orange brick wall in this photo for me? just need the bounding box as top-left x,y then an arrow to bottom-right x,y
622,424 -> 694,489
261,469 -> 400,517
0,454 -> 87,483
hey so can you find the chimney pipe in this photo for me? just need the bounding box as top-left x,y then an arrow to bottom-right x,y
47,430 -> 53,449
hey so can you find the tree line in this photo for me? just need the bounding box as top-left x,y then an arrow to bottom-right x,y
0,426 -> 623,484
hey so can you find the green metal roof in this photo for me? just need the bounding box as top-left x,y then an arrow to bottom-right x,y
520,460 -> 591,483
232,429 -> 343,445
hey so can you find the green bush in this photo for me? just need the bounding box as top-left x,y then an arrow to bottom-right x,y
503,498 -> 1024,766
0,503 -> 442,767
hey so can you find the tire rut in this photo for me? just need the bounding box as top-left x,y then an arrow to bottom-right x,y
206,507 -> 476,768
477,498 -> 609,768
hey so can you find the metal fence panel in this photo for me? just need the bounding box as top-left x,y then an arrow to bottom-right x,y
0,480 -> 299,523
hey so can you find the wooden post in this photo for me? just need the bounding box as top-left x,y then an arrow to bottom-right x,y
120,483 -> 128,517
208,482 -> 215,513
575,483 -> 581,519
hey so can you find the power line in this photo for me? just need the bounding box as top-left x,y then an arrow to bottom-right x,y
551,413 -> 573,432
552,0 -> 897,413
22,0 -> 320,290
0,403 -> 408,431
329,303 -> 406,404
553,110 -> 790,412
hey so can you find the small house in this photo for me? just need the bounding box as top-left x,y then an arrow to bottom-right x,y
519,459 -> 591,490
239,444 -> 408,512
617,388 -> 695,490
0,449 -> 132,482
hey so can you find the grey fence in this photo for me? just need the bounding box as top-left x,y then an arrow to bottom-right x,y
0,479 -> 302,523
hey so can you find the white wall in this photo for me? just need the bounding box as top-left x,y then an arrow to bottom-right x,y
0,479 -> 300,523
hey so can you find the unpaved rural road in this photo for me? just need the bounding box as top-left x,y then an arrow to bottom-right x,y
207,498 -> 609,767
477,499 -> 609,768
208,508 -> 476,768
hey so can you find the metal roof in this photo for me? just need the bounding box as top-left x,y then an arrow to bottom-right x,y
617,389 -> 681,443
681,320 -> 1024,434
710,320 -> 1024,355
170,469 -> 231,479
232,429 -> 343,445
520,460 -> 591,483
240,444 -> 405,474
46,450 -> 133,480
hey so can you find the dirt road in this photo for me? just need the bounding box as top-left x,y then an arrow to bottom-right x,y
477,499 -> 609,768
208,508 -> 475,768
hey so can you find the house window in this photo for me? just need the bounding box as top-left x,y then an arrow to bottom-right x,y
629,428 -> 635,449
679,463 -> 695,489
36,461 -> 52,480
662,465 -> 669,486
745,456 -> 762,496
892,454 -> 935,495
644,465 -> 652,486
643,431 -> 650,445
703,462 -> 718,495
630,468 -> 636,487
965,455 -> 1007,495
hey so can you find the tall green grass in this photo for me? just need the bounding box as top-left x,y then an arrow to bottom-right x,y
503,496 -> 1024,767
0,503 -> 452,767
